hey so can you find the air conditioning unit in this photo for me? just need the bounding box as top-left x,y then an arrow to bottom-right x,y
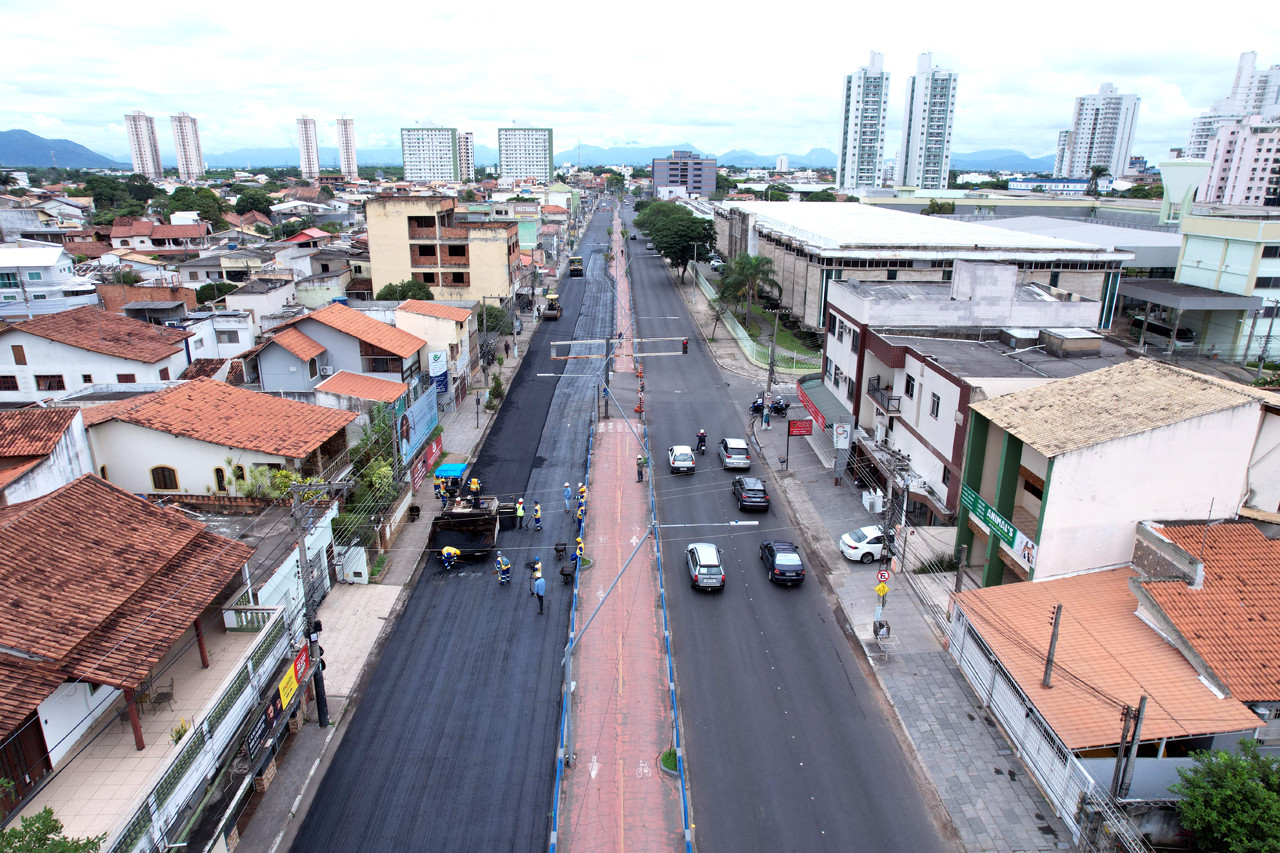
874,423 -> 886,445
319,366 -> 335,376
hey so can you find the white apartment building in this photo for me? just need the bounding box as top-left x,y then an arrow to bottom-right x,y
896,53 -> 956,191
776,154 -> 789,172
337,118 -> 358,181
0,245 -> 100,320
402,127 -> 460,182
170,112 -> 204,181
1054,84 -> 1140,180
1188,52 -> 1280,160
498,127 -> 554,182
297,116 -> 320,181
458,132 -> 475,182
838,51 -> 890,193
1198,114 -> 1280,207
124,111 -> 163,182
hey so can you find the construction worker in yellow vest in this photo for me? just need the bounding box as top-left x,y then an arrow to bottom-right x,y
441,546 -> 461,571
516,498 -> 526,529
468,477 -> 482,509
533,501 -> 542,531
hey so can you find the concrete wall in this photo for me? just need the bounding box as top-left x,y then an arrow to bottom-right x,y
225,282 -> 297,338
1249,408 -> 1280,513
0,330 -> 189,403
256,344 -> 319,392
89,419 -> 286,496
1036,404 -> 1259,579
38,682 -> 121,767
2,410 -> 93,504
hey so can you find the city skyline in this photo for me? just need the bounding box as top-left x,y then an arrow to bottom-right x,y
3,2 -> 1278,167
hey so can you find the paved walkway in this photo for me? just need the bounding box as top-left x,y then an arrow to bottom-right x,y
684,261 -> 1073,852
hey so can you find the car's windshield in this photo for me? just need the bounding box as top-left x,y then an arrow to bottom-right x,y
699,565 -> 721,573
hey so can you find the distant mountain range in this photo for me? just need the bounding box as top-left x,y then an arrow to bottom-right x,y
0,129 -> 125,169
1,128 -> 1055,175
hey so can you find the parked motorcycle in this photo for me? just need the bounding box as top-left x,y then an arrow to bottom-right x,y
770,397 -> 790,417
749,398 -> 764,416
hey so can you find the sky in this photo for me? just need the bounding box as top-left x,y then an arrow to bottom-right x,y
4,1 -> 1279,165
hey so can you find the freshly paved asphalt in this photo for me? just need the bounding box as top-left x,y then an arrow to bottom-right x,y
288,209 -> 613,852
623,208 -> 953,852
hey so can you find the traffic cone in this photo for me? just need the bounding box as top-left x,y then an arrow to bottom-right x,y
634,393 -> 644,414
635,364 -> 644,379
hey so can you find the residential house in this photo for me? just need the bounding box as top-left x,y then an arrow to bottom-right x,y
0,474 -> 264,846
242,301 -> 426,395
280,227 -> 337,249
957,360 -> 1277,585
108,218 -> 212,258
84,377 -> 357,495
182,309 -> 255,358
0,244 -> 100,319
175,248 -> 272,286
98,281 -> 198,315
366,195 -> 519,303
395,298 -> 478,407
0,306 -> 192,403
224,277 -> 298,339
0,408 -> 93,505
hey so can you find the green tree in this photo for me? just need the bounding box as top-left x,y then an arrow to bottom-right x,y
0,173 -> 20,193
235,188 -> 274,216
764,183 -> 793,201
635,201 -> 716,282
196,281 -> 239,304
1085,165 -> 1110,197
921,199 -> 956,215
719,252 -> 780,315
164,187 -> 227,229
82,175 -> 128,209
375,280 -> 436,301
606,174 -> 625,192
716,173 -> 737,194
91,200 -> 146,225
122,173 -> 157,202
478,303 -> 512,335
1171,740 -> 1280,853
0,806 -> 105,852
461,189 -> 477,202
318,185 -> 335,200
803,190 -> 838,202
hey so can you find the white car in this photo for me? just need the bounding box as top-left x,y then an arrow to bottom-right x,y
840,525 -> 889,563
686,542 -> 725,590
668,445 -> 696,474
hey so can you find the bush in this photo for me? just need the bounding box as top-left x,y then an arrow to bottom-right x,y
660,748 -> 677,772
489,375 -> 505,401
913,552 -> 960,574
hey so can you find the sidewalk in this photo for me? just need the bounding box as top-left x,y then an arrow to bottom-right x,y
234,327 -> 533,853
684,259 -> 1073,852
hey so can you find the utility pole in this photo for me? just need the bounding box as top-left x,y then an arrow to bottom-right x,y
1042,604 -> 1063,688
1257,299 -> 1278,380
765,308 -> 781,397
289,482 -> 350,728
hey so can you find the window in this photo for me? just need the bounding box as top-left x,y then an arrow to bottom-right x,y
233,465 -> 246,483
216,330 -> 240,344
32,294 -> 46,301
451,272 -> 465,284
0,272 -> 16,288
99,466 -> 108,480
886,269 -> 897,281
35,375 -> 65,391
849,326 -> 859,352
827,311 -> 837,334
11,345 -> 25,365
0,376 -> 17,391
942,467 -> 951,486
150,466 -> 179,491
159,367 -> 170,381
309,358 -> 319,379
116,373 -> 137,383
1264,245 -> 1280,259
81,374 -> 92,383
26,272 -> 41,281
904,376 -> 915,398
214,467 -> 228,493
188,271 -> 199,281
929,393 -> 941,419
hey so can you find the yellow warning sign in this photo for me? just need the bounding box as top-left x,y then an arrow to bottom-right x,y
874,582 -> 890,597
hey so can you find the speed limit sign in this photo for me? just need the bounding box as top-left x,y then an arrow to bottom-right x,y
876,569 -> 890,582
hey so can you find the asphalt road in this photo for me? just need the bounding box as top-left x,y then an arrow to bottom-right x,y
288,207 -> 613,852
622,207 -> 952,853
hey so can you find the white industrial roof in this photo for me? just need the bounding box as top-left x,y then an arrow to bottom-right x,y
719,201 -> 1130,261
0,245 -> 70,267
982,216 -> 1183,250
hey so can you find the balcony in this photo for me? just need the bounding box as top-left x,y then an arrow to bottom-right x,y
407,227 -> 437,239
867,375 -> 902,415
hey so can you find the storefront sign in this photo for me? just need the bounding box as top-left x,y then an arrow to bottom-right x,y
796,383 -> 826,432
278,645 -> 310,709
960,485 -> 1037,568
788,419 -> 813,436
411,434 -> 444,491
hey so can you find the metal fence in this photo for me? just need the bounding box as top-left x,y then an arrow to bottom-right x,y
693,268 -> 822,374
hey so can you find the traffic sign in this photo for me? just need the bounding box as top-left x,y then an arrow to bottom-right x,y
876,569 -> 890,582
874,582 -> 890,597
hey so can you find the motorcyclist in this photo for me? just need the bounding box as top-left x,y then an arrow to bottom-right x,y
696,429 -> 707,453
441,546 -> 461,571
751,396 -> 764,415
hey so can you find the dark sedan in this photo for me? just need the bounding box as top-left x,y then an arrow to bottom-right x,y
759,540 -> 805,585
731,476 -> 770,511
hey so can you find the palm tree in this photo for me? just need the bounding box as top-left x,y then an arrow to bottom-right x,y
720,253 -> 780,318
1085,165 -> 1110,197
0,172 -> 18,194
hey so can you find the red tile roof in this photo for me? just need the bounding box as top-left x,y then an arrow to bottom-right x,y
82,378 -> 356,458
287,302 -> 425,358
541,205 -> 569,214
179,358 -> 227,380
1145,523 -> 1280,702
0,475 -> 253,729
109,218 -> 155,238
955,569 -> 1261,750
151,223 -> 210,239
398,299 -> 472,323
316,370 -> 407,403
65,240 -> 113,258
0,409 -> 78,457
2,306 -> 191,363
0,458 -> 42,493
269,326 -> 327,361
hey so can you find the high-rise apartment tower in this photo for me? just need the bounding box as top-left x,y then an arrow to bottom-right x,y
896,53 -> 957,190
337,118 -> 357,181
124,111 -> 164,182
838,52 -> 890,192
402,128 -> 461,182
458,132 -> 475,183
170,112 -> 204,182
498,127 -> 554,182
297,116 -> 319,181
1188,52 -> 1280,159
1054,84 -> 1140,179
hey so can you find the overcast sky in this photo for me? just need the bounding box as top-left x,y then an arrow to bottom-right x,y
5,1 -> 1278,164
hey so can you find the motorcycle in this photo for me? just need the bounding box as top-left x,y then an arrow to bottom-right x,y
770,398 -> 790,417
696,433 -> 707,455
749,398 -> 764,416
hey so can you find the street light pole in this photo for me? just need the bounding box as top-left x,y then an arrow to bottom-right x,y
765,308 -> 781,396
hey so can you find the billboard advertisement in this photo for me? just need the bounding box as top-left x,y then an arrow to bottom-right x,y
396,382 -> 439,466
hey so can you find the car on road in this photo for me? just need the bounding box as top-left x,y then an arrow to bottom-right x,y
840,525 -> 889,563
646,242 -> 655,250
709,258 -> 725,270
759,540 -> 805,585
731,476 -> 770,511
686,542 -> 725,590
668,445 -> 696,474
630,234 -> 636,240
718,437 -> 751,469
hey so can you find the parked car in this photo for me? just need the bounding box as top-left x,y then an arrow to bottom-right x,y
630,234 -> 637,240
840,525 -> 889,563
759,540 -> 805,585
686,542 -> 725,590
718,437 -> 751,469
646,242 -> 655,250
668,445 -> 696,474
709,258 -> 725,270
731,476 -> 770,511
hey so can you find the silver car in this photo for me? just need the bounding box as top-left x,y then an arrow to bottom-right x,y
686,542 -> 725,590
718,437 -> 751,470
